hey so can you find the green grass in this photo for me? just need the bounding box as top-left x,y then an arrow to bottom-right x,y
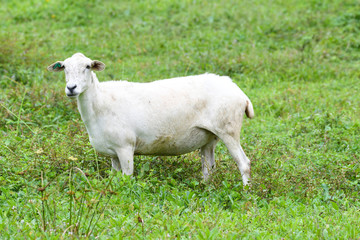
1,0 -> 360,239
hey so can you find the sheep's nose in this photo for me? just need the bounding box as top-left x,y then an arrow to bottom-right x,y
67,84 -> 77,92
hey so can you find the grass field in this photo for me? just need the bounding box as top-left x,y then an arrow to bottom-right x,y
1,0 -> 360,239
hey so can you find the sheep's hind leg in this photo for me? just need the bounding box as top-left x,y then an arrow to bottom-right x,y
114,147 -> 134,175
221,136 -> 251,186
201,138 -> 218,181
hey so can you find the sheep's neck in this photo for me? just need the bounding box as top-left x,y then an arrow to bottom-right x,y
77,74 -> 101,135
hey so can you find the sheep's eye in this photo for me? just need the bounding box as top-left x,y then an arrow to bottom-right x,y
86,65 -> 91,69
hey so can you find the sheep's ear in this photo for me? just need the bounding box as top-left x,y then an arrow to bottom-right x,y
47,61 -> 64,72
91,60 -> 105,71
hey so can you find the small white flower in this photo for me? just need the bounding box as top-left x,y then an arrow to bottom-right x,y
35,148 -> 44,154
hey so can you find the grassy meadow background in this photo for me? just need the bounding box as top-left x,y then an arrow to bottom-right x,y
1,0 -> 360,238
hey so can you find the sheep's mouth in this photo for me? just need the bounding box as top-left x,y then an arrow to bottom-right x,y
66,93 -> 78,98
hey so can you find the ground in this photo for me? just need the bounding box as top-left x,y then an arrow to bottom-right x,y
0,0 -> 359,239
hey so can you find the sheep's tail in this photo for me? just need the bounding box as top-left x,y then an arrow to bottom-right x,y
245,98 -> 254,119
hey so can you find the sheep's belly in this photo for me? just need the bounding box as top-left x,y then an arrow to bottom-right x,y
134,128 -> 216,156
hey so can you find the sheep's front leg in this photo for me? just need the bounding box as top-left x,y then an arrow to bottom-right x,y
114,147 -> 134,175
111,156 -> 122,171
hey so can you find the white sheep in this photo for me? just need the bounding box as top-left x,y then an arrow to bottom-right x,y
48,53 -> 254,185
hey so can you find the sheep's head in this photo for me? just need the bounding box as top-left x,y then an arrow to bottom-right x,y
47,53 -> 105,98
